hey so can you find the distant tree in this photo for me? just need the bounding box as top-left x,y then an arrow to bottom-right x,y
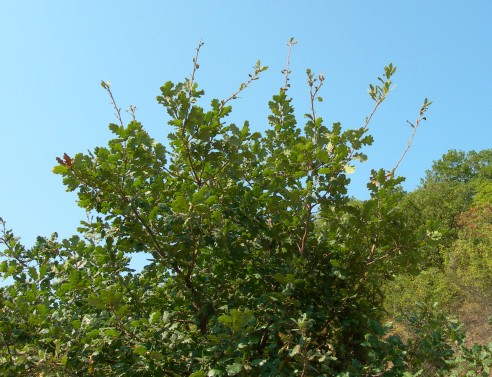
423,149 -> 492,185
399,182 -> 471,268
397,148 -> 492,269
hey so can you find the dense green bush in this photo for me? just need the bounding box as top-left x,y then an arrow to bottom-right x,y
1,42 -> 490,376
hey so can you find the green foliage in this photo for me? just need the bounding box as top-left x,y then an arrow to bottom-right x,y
445,203 -> 492,299
395,149 -> 491,271
423,149 -> 492,186
383,268 -> 461,320
398,182 -> 472,268
6,44 -> 485,376
447,339 -> 492,377
383,150 -> 492,375
391,302 -> 461,376
473,179 -> 492,204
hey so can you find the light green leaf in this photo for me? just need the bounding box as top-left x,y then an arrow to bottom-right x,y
149,311 -> 161,324
52,165 -> 68,174
344,164 -> 356,174
225,362 -> 242,376
330,259 -> 341,267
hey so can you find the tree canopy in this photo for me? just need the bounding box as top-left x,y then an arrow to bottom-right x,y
1,43 -> 491,376
423,149 -> 492,185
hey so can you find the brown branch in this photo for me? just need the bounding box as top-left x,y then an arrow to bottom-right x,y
186,213 -> 204,280
67,142 -> 208,334
182,137 -> 201,186
318,71 -> 396,194
117,274 -> 147,317
336,87 -> 387,184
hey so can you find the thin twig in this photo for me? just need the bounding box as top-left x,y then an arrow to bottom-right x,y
283,37 -> 298,91
391,98 -> 432,175
179,40 -> 205,186
101,81 -> 123,127
126,105 -> 137,121
189,39 -> 204,95
363,97 -> 384,133
306,69 -> 325,143
220,60 -> 268,111
363,64 -> 396,132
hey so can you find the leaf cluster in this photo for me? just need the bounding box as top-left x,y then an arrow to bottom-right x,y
2,44 -> 472,376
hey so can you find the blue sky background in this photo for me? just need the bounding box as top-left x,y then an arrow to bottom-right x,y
1,1 -> 491,266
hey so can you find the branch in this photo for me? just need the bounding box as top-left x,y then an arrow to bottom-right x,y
282,37 -> 298,91
220,60 -> 268,110
0,221 -> 29,270
306,68 -> 325,144
125,105 -> 137,121
188,39 -> 204,95
101,81 -> 124,127
315,66 -> 396,199
178,40 -> 206,186
391,98 -> 432,174
364,63 -> 397,132
109,306 -> 145,343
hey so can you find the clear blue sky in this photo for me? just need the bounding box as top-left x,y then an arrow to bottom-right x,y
1,1 -> 491,253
